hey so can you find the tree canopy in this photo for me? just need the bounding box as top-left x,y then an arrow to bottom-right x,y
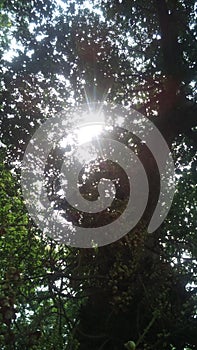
0,0 -> 196,349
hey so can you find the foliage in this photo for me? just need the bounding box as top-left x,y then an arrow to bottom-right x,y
0,0 -> 196,349
0,156 -> 84,349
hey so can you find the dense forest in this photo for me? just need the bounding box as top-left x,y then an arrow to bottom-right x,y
0,0 -> 196,349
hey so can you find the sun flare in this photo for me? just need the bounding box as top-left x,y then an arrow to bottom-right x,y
76,124 -> 103,144
60,123 -> 103,149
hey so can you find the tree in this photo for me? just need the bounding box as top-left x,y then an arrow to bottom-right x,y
0,0 -> 196,349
